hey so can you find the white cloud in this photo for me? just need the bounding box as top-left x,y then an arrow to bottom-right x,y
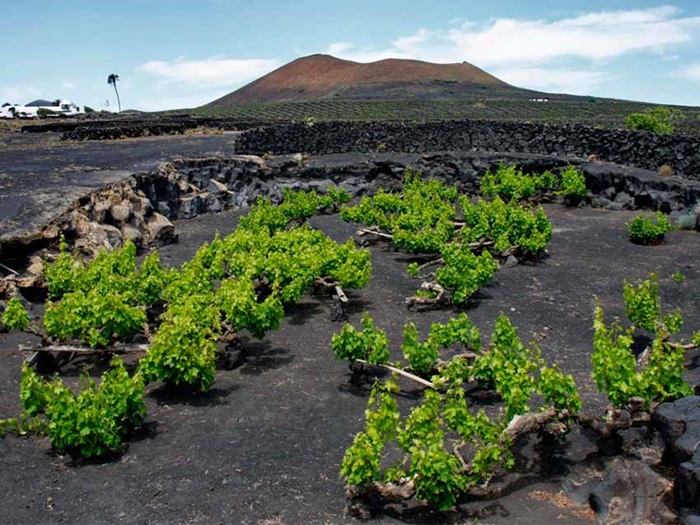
0,86 -> 41,103
492,67 -> 607,94
325,42 -> 409,63
325,6 -> 700,68
133,92 -> 227,112
139,57 -> 282,88
326,42 -> 355,56
676,63 -> 700,81
561,5 -> 679,27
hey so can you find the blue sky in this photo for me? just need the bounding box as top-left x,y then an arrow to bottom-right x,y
2,1 -> 700,111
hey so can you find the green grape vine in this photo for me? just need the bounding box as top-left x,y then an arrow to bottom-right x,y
2,297 -> 30,332
331,312 -> 389,365
20,358 -> 145,457
341,169 -> 553,306
338,312 -> 580,510
5,185 -> 375,458
627,212 -> 673,245
593,274 -> 696,408
479,163 -> 586,204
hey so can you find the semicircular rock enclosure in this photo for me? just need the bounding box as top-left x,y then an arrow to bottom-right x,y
1,120 -> 700,525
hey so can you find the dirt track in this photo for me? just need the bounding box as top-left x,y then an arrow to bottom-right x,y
1,201 -> 699,524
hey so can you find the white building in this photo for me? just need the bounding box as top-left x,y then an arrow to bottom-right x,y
0,99 -> 86,119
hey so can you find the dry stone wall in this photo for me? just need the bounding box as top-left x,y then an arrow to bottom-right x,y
132,151 -> 700,225
22,118 -> 272,140
236,121 -> 700,180
3,150 -> 699,273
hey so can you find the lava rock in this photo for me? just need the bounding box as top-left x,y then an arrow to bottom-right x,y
564,457 -> 675,524
147,212 -> 177,246
678,454 -> 700,513
653,396 -> 700,465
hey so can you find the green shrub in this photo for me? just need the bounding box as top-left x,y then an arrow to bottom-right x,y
479,164 -> 587,204
331,312 -> 389,365
44,289 -> 148,348
480,164 -> 541,201
672,270 -> 685,284
21,359 -> 145,457
623,275 -> 660,333
627,212 -> 673,245
41,240 -> 168,348
2,297 -> 30,332
625,106 -> 684,135
137,295 -> 220,390
592,302 -> 691,408
338,313 -> 580,511
558,166 -> 587,202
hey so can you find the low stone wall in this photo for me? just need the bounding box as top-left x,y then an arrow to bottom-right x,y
653,397 -> 700,520
236,121 -> 700,180
21,118 -> 277,140
64,122 -> 191,140
53,177 -> 178,256
3,150 -> 699,272
134,152 -> 700,222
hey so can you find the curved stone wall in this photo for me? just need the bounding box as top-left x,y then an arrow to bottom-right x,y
236,121 -> 700,180
3,151 -> 699,272
21,118 -> 273,140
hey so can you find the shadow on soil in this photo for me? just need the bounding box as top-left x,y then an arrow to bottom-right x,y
61,421 -> 159,468
284,300 -> 325,325
337,364 -> 390,397
378,501 -> 511,524
237,340 -> 295,375
148,383 -> 239,407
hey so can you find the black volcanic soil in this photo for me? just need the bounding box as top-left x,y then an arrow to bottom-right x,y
1,203 -> 700,524
0,131 -> 240,244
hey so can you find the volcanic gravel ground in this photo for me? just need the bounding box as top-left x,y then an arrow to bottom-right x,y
1,203 -> 699,524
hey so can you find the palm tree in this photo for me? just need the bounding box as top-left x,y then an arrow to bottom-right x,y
107,73 -> 121,113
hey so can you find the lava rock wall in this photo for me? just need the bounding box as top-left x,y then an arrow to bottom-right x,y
133,152 -> 700,225
22,119 -> 274,140
236,121 -> 700,180
4,150 -> 698,268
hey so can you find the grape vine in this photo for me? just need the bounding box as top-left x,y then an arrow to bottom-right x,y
20,358 -> 145,457
340,168 -> 554,307
2,296 -> 30,332
139,187 -> 371,389
3,186 -> 372,456
479,163 -> 587,204
337,312 -> 580,511
337,271 -> 700,514
627,211 -> 673,245
40,240 -> 169,348
593,274 -> 697,408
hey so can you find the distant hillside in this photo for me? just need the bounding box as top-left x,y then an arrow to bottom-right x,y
191,54 -> 700,131
207,54 -> 549,107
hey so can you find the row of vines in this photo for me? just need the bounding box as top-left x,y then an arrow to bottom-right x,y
1,163 -> 698,518
1,186 -> 369,456
324,164 -> 700,514
185,99 -> 700,132
333,275 -> 700,513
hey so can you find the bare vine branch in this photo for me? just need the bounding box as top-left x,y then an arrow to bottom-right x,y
356,228 -> 394,240
405,282 -> 446,309
355,359 -> 436,389
20,343 -> 150,355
